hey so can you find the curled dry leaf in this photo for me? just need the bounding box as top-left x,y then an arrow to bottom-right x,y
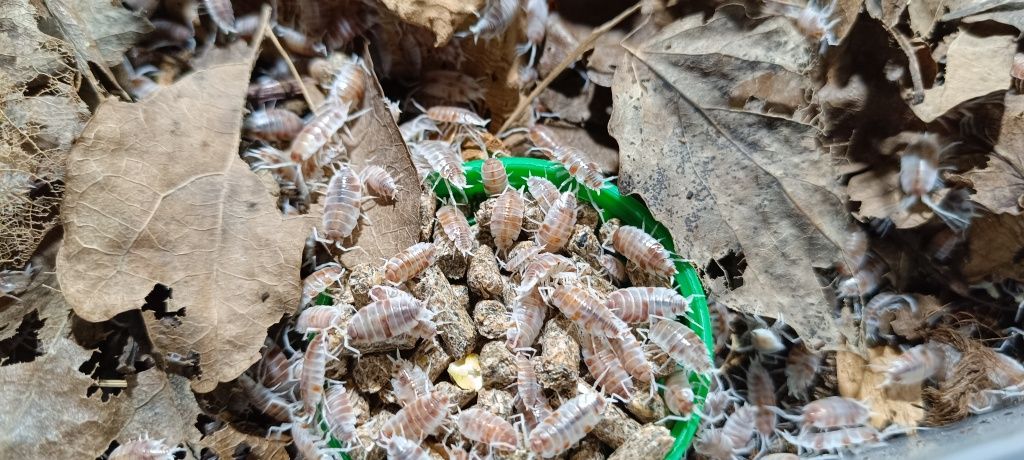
338,49 -> 423,267
965,93 -> 1024,215
910,28 -> 1015,122
0,240 -> 71,346
56,37 -> 312,392
963,213 -> 1024,283
378,0 -> 484,46
836,347 -> 923,428
198,423 -> 291,460
115,368 -> 202,448
609,13 -> 850,347
865,0 -> 908,27
942,0 -> 1024,32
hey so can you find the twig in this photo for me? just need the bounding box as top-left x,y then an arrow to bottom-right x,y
499,2 -> 644,132
263,20 -> 316,110
889,27 -> 924,105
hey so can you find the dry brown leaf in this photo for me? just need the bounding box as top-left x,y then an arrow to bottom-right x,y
338,50 -> 422,267
832,0 -> 866,44
865,0 -> 908,27
56,37 -> 311,393
0,238 -> 71,346
609,13 -> 850,348
837,348 -> 923,428
908,0 -> 974,38
0,337 -> 125,458
964,93 -> 1024,215
963,213 -> 1024,283
198,423 -> 290,460
942,0 -> 1024,32
586,29 -> 628,88
460,11 -> 526,129
534,123 -> 618,174
910,28 -> 1015,122
378,0 -> 483,46
115,368 -> 202,448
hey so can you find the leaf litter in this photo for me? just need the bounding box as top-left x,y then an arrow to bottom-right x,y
5,0 -> 1024,458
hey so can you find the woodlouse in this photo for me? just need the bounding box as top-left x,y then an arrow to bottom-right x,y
862,292 -> 917,345
528,392 -> 606,458
661,371 -> 696,419
503,243 -> 543,273
323,383 -> 358,444
300,332 -> 330,414
722,404 -> 758,454
608,332 -> 655,384
536,192 -> 577,253
876,341 -> 959,386
518,252 -> 574,295
599,254 -> 627,284
414,141 -> 467,188
345,294 -> 434,345
380,390 -> 451,442
491,187 -> 526,254
384,436 -> 431,459
548,286 -> 628,338
581,336 -> 635,401
391,359 -> 433,405
746,359 -> 777,440
296,305 -> 343,334
203,0 -> 236,33
465,0 -> 519,40
384,242 -> 436,285
507,289 -> 547,350
327,59 -> 367,107
360,165 -> 399,201
482,157 -> 508,196
526,176 -> 560,213
611,226 -> 678,278
290,102 -> 353,176
607,287 -> 692,324
457,407 -> 518,450
425,105 -> 488,127
321,164 -> 364,243
273,24 -> 327,57
779,425 -> 883,454
291,420 -> 339,459
436,205 -> 474,256
301,264 -> 345,306
515,354 -> 551,420
518,0 -> 549,66
785,343 -> 822,399
647,319 -> 712,374
243,108 -> 303,142
791,396 -> 871,430
238,373 -> 293,423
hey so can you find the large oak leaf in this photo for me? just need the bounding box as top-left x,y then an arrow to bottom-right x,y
56,38 -> 310,392
609,13 -> 850,347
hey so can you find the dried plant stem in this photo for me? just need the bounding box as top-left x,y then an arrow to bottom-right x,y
264,25 -> 316,110
499,2 -> 643,132
889,27 -> 924,105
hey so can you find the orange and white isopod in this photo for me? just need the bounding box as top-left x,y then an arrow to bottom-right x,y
346,295 -> 433,345
548,286 -> 628,338
785,343 -> 821,399
599,254 -> 627,284
296,305 -> 343,334
203,0 -> 236,33
581,336 -> 635,401
360,165 -> 399,202
491,187 -> 525,254
647,319 -> 711,374
384,436 -> 431,459
323,383 -> 358,444
507,289 -> 547,350
607,287 -> 691,324
391,358 -> 433,405
426,105 -> 488,127
327,59 -> 367,107
536,192 -> 577,253
321,164 -> 363,242
467,0 -> 519,40
515,354 -> 551,419
526,176 -> 560,214
301,264 -> 345,306
437,205 -> 474,256
796,396 -> 870,429
482,157 -> 508,196
381,390 -> 451,442
458,407 -> 518,450
528,392 -> 606,458
608,332 -> 655,384
299,332 -> 330,414
503,243 -> 542,273
244,108 -> 303,142
519,253 -> 574,295
290,102 -> 352,173
238,374 -> 293,422
273,24 -> 327,57
612,225 -> 678,278
384,242 -> 436,285
662,371 -> 695,418
414,140 -> 467,189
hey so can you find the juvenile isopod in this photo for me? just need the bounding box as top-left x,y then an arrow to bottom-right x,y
517,0 -> 549,66
244,108 -> 304,142
527,126 -> 605,190
437,205 -> 474,256
425,105 -> 488,127
528,392 -> 607,458
491,187 -> 526,254
612,225 -> 678,278
346,295 -> 435,345
694,425 -> 744,460
323,383 -> 358,444
507,289 -> 547,350
581,336 -> 635,401
519,253 -> 575,295
383,242 -> 435,285
608,332 -> 655,384
746,359 -> 777,441
722,404 -> 758,453
536,192 -> 577,253
384,436 -> 431,459
290,102 -> 353,177
515,353 -> 551,419
291,421 -> 340,459
202,0 -> 236,33
301,264 -> 345,306
391,359 -> 433,405
380,390 -> 451,442
273,24 -> 327,57
295,305 -> 343,334
360,165 -> 399,202
465,0 -> 519,40
599,254 -> 627,284
785,396 -> 871,429
321,164 -> 363,242
482,157 -> 508,196
647,319 -> 712,374
413,140 -> 467,189
327,59 -> 367,107
548,286 -> 628,338
503,243 -> 542,273
458,407 -> 518,450
256,342 -> 296,392
526,176 -> 560,213
661,371 -> 696,420
779,425 -> 884,453
875,341 -> 960,387
238,374 -> 293,423
785,343 -> 821,399
299,332 -> 330,414
607,287 -> 692,324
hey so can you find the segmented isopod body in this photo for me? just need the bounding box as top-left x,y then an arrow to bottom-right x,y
519,253 -> 574,294
612,226 -> 678,277
384,242 -> 435,285
503,243 -> 542,273
238,374 -> 292,422
257,342 -> 295,391
837,255 -> 887,298
415,140 -> 467,188
599,254 -> 627,284
607,287 -> 691,324
385,436 -> 431,460
392,359 -> 433,405
785,344 -> 821,399
694,426 -> 739,460
346,295 -> 434,344
369,285 -> 416,303
528,392 -> 607,458
291,421 -> 337,459
648,319 -> 711,373
703,389 -> 738,424
722,404 -> 757,452
301,264 -> 345,306
203,0 -> 235,33
482,157 -> 508,196
779,425 -> 881,452
581,336 -> 634,400
273,24 -> 326,56
458,408 -> 518,449
296,305 -> 343,334
663,371 -> 695,417
467,0 -> 518,39
322,164 -> 363,241
515,354 -> 550,418
536,192 -> 577,253
608,332 -> 654,383
518,0 -> 549,65
749,327 -> 787,353
549,286 -> 628,338
507,289 -> 547,350
361,165 -> 399,201
526,176 -> 560,213
381,390 -> 451,441
426,106 -> 488,127
247,77 -> 305,104
554,147 -> 606,190
323,384 -> 358,443
528,125 -> 566,154
862,292 -> 917,345
437,205 -> 474,255
492,188 -> 525,254
290,101 -> 352,168
800,396 -> 870,429
747,359 -> 777,438
327,60 -> 367,106
234,14 -> 261,39
878,341 -> 958,386
109,437 -> 182,460
300,332 -> 329,414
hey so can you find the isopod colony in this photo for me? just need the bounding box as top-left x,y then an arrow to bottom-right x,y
91,0 -> 1024,459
